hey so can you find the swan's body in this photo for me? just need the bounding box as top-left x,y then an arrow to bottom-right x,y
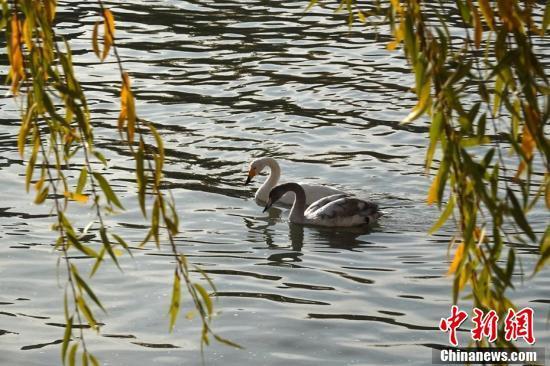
264,183 -> 381,227
245,157 -> 345,205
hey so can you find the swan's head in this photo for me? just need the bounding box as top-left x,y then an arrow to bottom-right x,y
245,159 -> 266,185
262,184 -> 288,212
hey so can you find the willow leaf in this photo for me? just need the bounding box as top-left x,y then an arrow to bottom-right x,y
61,315 -> 73,365
429,195 -> 455,235
169,270 -> 181,332
76,167 -> 88,194
92,172 -> 124,209
71,264 -> 106,312
68,343 -> 78,366
194,283 -> 213,316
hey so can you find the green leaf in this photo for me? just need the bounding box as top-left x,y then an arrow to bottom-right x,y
194,283 -> 213,316
34,186 -> 49,204
76,167 -> 88,194
90,248 -> 105,277
426,111 -> 443,172
136,145 -> 146,217
93,151 -> 108,166
66,231 -> 98,258
147,122 -> 164,184
456,0 -> 471,24
68,343 -> 78,366
194,265 -> 217,293
476,113 -> 487,137
534,226 -> 550,274
428,195 -> 455,235
61,315 -> 73,365
82,351 -> 89,366
111,233 -> 133,258
459,136 -> 491,147
401,79 -> 431,124
99,228 -> 120,269
305,0 -> 318,12
543,1 -> 550,31
213,333 -> 243,349
92,172 -> 124,209
76,296 -> 98,330
89,354 -> 100,366
506,188 -> 536,242
169,270 -> 181,332
71,264 -> 106,312
505,248 -> 515,288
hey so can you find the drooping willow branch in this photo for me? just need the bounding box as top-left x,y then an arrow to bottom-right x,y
308,0 -> 550,349
2,0 -> 239,364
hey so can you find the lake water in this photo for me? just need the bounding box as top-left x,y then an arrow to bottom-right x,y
0,1 -> 548,365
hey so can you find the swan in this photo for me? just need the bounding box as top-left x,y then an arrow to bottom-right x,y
245,157 -> 345,205
263,183 -> 381,227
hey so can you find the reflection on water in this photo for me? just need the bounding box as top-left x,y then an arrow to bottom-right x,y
0,1 -> 548,365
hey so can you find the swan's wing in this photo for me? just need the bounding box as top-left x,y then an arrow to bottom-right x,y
305,194 -> 349,215
310,198 -> 380,226
300,183 -> 348,205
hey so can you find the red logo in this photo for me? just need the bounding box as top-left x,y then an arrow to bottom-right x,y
471,308 -> 498,342
504,307 -> 535,344
439,305 -> 468,346
439,306 -> 535,346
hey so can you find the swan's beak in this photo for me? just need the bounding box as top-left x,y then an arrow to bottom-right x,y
245,168 -> 256,185
263,199 -> 273,213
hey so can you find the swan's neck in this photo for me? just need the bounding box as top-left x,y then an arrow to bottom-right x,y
287,184 -> 306,224
256,158 -> 281,201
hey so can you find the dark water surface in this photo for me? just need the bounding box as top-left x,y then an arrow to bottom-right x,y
0,1 -> 548,365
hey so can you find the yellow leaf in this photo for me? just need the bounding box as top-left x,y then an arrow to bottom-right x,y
73,193 -> 89,203
427,175 -> 439,205
10,16 -> 24,94
473,6 -> 482,49
44,0 -> 57,22
357,10 -> 367,24
102,9 -> 115,60
64,191 -> 89,204
386,40 -> 399,51
35,187 -> 49,204
515,124 -> 535,179
478,0 -> 494,30
104,9 -> 115,36
118,77 -> 129,131
127,92 -> 136,142
496,0 -> 523,33
448,242 -> 464,275
22,19 -> 33,50
402,79 -> 431,124
118,109 -> 127,131
92,21 -> 100,59
119,73 -> 136,142
34,174 -> 45,192
125,90 -> 136,142
390,0 -> 402,13
546,177 -> 550,209
17,117 -> 31,158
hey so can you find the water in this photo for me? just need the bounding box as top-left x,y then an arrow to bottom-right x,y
0,1 -> 548,365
